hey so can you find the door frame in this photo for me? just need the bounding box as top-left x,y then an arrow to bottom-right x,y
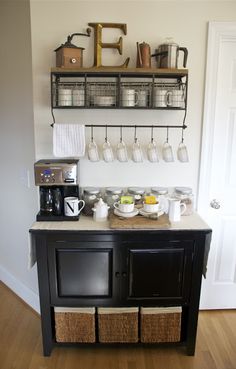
198,22 -> 236,214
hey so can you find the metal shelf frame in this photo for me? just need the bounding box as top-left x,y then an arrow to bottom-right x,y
50,68 -> 188,131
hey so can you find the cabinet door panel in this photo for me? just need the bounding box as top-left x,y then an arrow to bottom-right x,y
48,241 -> 117,305
129,249 -> 184,298
126,241 -> 193,302
56,249 -> 111,297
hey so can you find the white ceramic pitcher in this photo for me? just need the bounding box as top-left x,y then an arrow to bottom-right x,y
168,198 -> 186,222
92,198 -> 110,222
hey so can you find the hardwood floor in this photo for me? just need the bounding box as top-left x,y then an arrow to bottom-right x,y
0,281 -> 236,369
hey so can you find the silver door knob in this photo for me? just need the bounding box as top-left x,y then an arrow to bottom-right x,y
210,199 -> 220,209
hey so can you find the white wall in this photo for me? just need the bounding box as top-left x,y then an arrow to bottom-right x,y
0,1 -> 39,311
30,0 -> 236,196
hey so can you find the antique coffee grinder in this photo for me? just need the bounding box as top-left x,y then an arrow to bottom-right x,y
54,28 -> 91,68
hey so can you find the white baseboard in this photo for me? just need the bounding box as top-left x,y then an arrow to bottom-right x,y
0,264 -> 40,314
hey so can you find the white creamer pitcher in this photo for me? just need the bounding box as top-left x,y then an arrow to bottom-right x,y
92,198 -> 110,222
168,198 -> 186,222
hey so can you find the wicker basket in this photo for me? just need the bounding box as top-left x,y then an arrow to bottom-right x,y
98,307 -> 139,343
140,307 -> 182,343
54,307 -> 96,343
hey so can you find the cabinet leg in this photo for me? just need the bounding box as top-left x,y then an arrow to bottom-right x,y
186,342 -> 196,356
42,343 -> 53,357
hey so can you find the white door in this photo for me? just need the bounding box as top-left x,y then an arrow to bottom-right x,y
198,22 -> 236,309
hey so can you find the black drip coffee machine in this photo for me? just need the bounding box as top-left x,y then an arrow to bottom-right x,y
34,159 -> 80,221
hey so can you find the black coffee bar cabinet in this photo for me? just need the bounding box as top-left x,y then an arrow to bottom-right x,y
30,214 -> 211,356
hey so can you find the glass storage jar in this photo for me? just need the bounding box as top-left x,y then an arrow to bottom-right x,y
82,187 -> 102,216
127,187 -> 146,206
173,187 -> 194,215
104,187 -> 124,209
151,187 -> 169,213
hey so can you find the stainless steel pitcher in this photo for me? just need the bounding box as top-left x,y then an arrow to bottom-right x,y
152,39 -> 188,69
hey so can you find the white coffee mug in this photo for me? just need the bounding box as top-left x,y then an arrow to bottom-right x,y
162,141 -> 174,162
72,88 -> 85,106
113,202 -> 134,213
116,141 -> 128,162
168,199 -> 186,222
58,88 -> 72,106
94,95 -> 115,106
88,141 -> 99,162
147,141 -> 159,162
102,141 -> 114,162
177,142 -> 189,162
153,89 -> 171,107
143,202 -> 163,213
171,89 -> 185,108
64,197 -> 85,217
137,90 -> 148,107
121,89 -> 138,107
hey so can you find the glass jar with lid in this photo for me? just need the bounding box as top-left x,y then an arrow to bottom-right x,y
151,187 -> 169,213
173,187 -> 194,215
127,187 -> 146,206
82,187 -> 102,216
104,187 -> 124,209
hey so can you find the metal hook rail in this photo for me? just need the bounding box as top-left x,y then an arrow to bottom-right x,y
50,107 -> 187,130
84,124 -> 187,129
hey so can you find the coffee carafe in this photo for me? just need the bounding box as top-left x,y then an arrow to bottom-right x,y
40,187 -> 53,214
152,38 -> 188,69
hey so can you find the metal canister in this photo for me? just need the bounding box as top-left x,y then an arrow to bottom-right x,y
82,187 -> 102,216
104,187 -> 124,209
127,187 -> 146,205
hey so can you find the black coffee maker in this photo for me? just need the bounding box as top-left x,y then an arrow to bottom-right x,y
34,159 -> 79,221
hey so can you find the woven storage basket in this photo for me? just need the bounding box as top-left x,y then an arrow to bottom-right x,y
140,307 -> 182,343
54,307 -> 96,343
98,307 -> 139,343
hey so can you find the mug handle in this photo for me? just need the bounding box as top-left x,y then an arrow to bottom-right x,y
113,202 -> 119,210
134,91 -> 139,106
180,202 -> 187,215
165,90 -> 172,106
78,200 -> 85,214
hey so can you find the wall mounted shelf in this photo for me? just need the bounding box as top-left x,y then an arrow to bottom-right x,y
51,67 -> 188,111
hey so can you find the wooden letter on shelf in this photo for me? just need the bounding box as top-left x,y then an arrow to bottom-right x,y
88,22 -> 130,68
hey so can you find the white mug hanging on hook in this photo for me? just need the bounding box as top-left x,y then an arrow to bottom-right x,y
87,126 -> 99,162
162,127 -> 174,162
102,126 -> 114,162
116,126 -> 128,162
132,126 -> 143,162
177,128 -> 189,162
147,126 -> 159,162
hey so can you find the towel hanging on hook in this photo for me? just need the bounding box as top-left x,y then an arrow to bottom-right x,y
53,124 -> 86,158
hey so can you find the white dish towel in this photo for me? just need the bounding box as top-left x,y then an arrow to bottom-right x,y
53,123 -> 85,157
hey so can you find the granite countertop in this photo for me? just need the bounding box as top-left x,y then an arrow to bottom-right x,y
30,213 -> 211,232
